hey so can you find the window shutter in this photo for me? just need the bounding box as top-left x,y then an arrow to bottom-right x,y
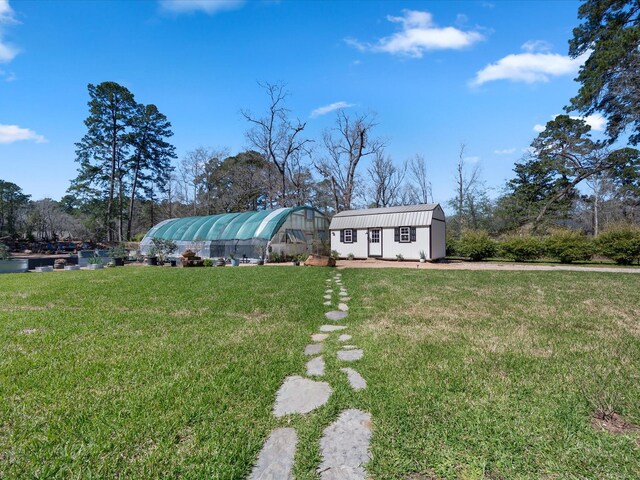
410,227 -> 417,242
353,230 -> 357,242
340,230 -> 344,243
394,227 -> 400,242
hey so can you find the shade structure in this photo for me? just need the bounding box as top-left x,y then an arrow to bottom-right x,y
140,207 -> 329,260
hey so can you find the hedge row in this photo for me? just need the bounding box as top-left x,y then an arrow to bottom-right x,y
450,225 -> 640,264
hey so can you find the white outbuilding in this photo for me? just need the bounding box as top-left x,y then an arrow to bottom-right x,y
329,204 -> 446,261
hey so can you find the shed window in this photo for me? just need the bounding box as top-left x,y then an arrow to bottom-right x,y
344,229 -> 353,243
395,226 -> 417,243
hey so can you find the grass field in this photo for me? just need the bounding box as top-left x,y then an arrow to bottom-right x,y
1,266 -> 639,479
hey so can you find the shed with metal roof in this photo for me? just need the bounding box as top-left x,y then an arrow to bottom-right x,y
329,204 -> 445,261
141,206 -> 329,261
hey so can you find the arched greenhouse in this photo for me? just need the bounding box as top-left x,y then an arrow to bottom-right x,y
140,207 -> 330,261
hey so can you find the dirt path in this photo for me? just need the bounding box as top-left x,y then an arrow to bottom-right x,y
335,258 -> 640,274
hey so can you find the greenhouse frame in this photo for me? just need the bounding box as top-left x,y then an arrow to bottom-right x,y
140,207 -> 330,261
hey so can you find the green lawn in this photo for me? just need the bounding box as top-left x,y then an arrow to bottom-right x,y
1,267 -> 639,479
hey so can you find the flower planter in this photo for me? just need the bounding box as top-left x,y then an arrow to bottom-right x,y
87,264 -> 104,270
113,257 -> 125,267
231,258 -> 240,267
64,265 -> 80,271
146,256 -> 158,266
0,259 -> 29,274
35,265 -> 54,273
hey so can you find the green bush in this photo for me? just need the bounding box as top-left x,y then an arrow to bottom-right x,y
499,235 -> 544,262
544,229 -> 593,263
596,224 -> 640,265
456,230 -> 497,261
203,258 -> 213,267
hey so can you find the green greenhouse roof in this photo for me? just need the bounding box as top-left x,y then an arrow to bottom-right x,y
143,207 -> 319,242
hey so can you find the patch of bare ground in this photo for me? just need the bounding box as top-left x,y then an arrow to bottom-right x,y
591,409 -> 640,439
406,473 -> 441,480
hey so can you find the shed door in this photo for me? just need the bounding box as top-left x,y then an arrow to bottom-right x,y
368,228 -> 382,257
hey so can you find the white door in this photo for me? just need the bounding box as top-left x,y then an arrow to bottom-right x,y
369,228 -> 382,257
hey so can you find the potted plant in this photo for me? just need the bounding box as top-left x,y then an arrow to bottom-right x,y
215,257 -> 226,267
150,238 -> 177,266
87,254 -> 104,270
419,250 -> 426,263
229,252 -> 240,267
0,243 -> 28,274
146,246 -> 158,266
54,258 -> 67,270
108,244 -> 127,266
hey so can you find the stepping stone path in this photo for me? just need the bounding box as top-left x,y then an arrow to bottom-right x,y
252,272 -> 371,479
250,428 -> 297,480
341,368 -> 367,391
306,356 -> 325,376
337,349 -> 364,361
305,344 -> 323,355
318,409 -> 372,479
325,310 -> 348,321
273,376 -> 332,417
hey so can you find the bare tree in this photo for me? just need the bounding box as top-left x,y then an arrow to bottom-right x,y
178,147 -> 212,215
367,152 -> 406,207
407,154 -> 433,204
242,82 -> 310,207
315,110 -> 384,212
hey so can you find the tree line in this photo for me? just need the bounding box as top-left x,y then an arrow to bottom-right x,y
1,0 -> 638,245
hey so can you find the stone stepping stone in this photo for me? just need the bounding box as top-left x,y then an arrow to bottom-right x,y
325,311 -> 348,321
338,334 -> 352,342
250,427 -> 297,479
306,356 -> 325,376
305,344 -> 323,355
323,295 -> 332,300
338,303 -> 349,312
341,368 -> 367,391
341,297 -> 351,302
325,289 -> 333,294
323,301 -> 332,306
273,376 -> 332,417
337,349 -> 363,361
318,409 -> 372,479
320,325 -> 347,332
339,291 -> 348,297
312,333 -> 330,342
341,345 -> 358,349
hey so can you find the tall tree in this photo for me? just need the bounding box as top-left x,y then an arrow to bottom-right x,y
0,180 -> 30,238
407,154 -> 433,204
315,110 -> 384,212
367,152 -> 406,207
531,115 -> 640,225
73,82 -> 136,241
125,104 -> 176,240
242,82 -> 310,207
568,0 -> 640,144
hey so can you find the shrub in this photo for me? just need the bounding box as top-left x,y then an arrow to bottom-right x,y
445,235 -> 457,256
499,235 -> 544,262
150,238 -> 177,263
347,253 -> 355,260
0,243 -> 9,260
544,229 -> 593,263
203,258 -> 213,267
456,230 -> 496,261
596,224 -> 640,265
396,253 -> 404,261
330,250 -> 340,260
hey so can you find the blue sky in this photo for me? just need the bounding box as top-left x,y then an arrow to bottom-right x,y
0,0 -> 596,207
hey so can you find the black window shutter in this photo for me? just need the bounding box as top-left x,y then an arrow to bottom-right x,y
394,227 -> 400,242
353,230 -> 357,242
410,227 -> 417,242
340,230 -> 344,243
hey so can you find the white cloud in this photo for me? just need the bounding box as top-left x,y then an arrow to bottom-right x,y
494,148 -> 516,155
0,0 -> 18,63
346,9 -> 484,58
310,101 -> 354,118
0,124 -> 46,144
159,0 -> 245,15
465,155 -> 480,163
471,41 -> 588,86
521,40 -> 552,53
533,113 -> 607,134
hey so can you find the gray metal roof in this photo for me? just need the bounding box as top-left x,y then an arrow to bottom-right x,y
329,204 -> 444,230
